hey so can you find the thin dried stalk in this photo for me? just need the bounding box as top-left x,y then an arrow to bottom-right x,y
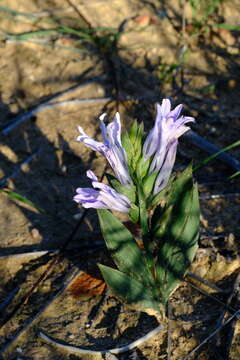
39,324 -> 165,355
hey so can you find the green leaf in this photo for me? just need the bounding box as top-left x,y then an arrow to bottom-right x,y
151,167 -> 193,236
168,164 -> 193,205
121,131 -> 134,163
212,23 -> 240,31
228,170 -> 240,180
97,209 -> 150,283
122,121 -> 145,174
193,140 -> 240,172
154,167 -> 200,304
152,205 -> 173,239
147,174 -> 174,209
129,204 -> 139,223
137,185 -> 149,236
99,264 -> 159,312
136,156 -> 150,179
142,171 -> 158,197
0,189 -> 45,213
129,121 -> 144,164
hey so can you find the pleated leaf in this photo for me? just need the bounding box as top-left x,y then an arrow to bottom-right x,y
97,209 -> 151,284
99,264 -> 159,312
155,167 -> 200,304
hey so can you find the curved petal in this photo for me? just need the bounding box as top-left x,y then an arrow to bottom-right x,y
153,140 -> 178,194
143,104 -> 163,159
74,188 -> 106,208
78,113 -> 132,186
168,104 -> 183,120
99,113 -> 109,146
161,98 -> 171,117
74,168 -> 131,213
86,170 -> 98,181
109,112 -> 122,147
77,127 -> 107,155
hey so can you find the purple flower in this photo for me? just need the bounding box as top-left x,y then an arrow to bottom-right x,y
77,113 -> 132,186
153,140 -> 178,194
74,170 -> 131,212
143,99 -> 194,194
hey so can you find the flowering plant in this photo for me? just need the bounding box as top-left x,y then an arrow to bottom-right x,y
74,99 -> 200,313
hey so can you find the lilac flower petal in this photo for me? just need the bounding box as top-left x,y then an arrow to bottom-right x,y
77,113 -> 132,186
86,170 -> 98,181
108,112 -> 122,147
168,104 -> 183,120
92,180 -> 130,204
107,147 -> 132,186
74,170 -> 131,212
77,127 -> 108,154
173,125 -> 191,138
174,115 -> 195,128
153,140 -> 178,194
99,191 -> 130,212
146,99 -> 195,179
143,104 -> 163,158
99,113 -> 109,146
74,188 -> 106,208
161,98 -> 171,117
149,148 -> 165,173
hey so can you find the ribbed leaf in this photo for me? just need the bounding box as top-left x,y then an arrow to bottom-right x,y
0,189 -> 45,213
168,164 -> 192,205
129,121 -> 144,165
143,171 -> 158,197
129,204 -> 139,223
97,209 -> 151,283
147,175 -> 173,209
152,166 -> 193,236
155,169 -> 200,304
136,156 -> 150,179
99,264 -> 159,312
121,131 -> 134,166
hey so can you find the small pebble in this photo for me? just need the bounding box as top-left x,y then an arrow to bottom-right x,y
73,212 -> 84,220
61,165 -> 67,174
30,228 -> 40,239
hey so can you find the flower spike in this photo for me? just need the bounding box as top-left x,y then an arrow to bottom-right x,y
77,113 -> 132,186
143,99 -> 194,194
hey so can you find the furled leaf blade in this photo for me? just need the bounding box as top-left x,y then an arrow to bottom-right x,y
129,204 -> 139,223
143,171 -> 158,197
129,120 -> 143,164
136,156 -> 150,180
156,176 -> 200,304
97,209 -> 150,283
168,164 -> 192,205
99,264 -> 159,312
0,189 -> 45,213
121,131 -> 134,164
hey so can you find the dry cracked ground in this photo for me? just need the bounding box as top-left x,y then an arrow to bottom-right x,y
0,0 -> 239,359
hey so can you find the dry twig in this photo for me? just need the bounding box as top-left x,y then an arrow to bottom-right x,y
182,309 -> 240,360
0,268 -> 80,357
187,272 -> 224,293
